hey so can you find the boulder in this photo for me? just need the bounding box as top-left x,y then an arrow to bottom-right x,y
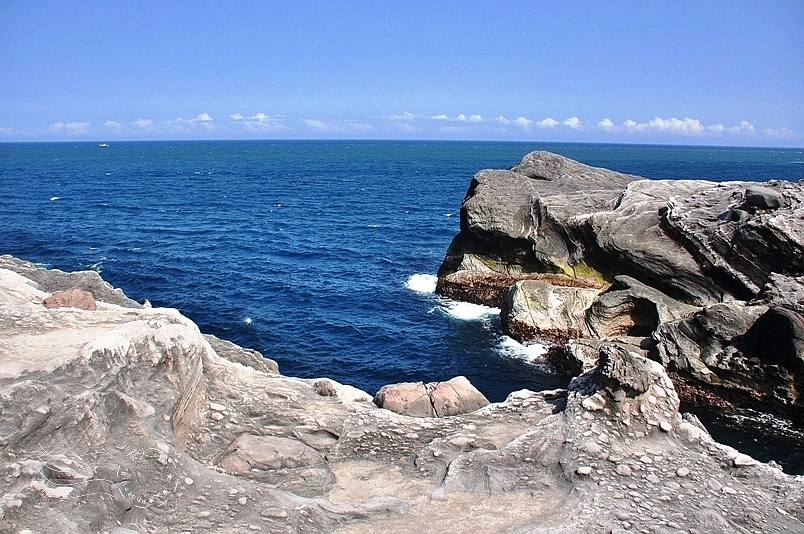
430,376 -> 490,417
374,376 -> 489,417
374,381 -> 434,417
43,288 -> 97,310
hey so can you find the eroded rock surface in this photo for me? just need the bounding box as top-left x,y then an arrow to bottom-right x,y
436,151 -> 804,419
0,257 -> 802,533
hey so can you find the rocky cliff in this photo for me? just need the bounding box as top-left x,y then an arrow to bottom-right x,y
2,255 -> 803,532
437,151 -> 804,422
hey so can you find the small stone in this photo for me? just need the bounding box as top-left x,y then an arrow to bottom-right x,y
261,507 -> 289,519
582,394 -> 606,411
646,474 -> 660,484
585,441 -> 603,455
732,453 -> 758,467
722,486 -> 737,495
639,455 -> 652,464
676,467 -> 690,477
708,478 -> 723,491
616,464 -> 633,476
209,402 -> 227,411
211,412 -> 224,421
659,421 -> 672,433
577,465 -> 593,475
612,389 -> 627,402
184,477 -> 194,486
238,496 -> 248,505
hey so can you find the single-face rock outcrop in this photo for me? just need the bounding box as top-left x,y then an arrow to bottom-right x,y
437,151 -> 804,419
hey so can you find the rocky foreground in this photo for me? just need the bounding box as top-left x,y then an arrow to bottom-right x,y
1,245 -> 803,534
437,151 -> 804,422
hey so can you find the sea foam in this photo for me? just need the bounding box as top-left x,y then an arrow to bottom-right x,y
442,300 -> 501,321
405,273 -> 437,294
496,336 -> 552,365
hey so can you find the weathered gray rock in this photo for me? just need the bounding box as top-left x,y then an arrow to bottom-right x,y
2,258 -> 803,533
586,275 -> 698,339
654,300 -> 804,414
437,151 -> 804,419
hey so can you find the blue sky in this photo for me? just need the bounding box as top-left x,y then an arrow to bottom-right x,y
1,1 -> 802,146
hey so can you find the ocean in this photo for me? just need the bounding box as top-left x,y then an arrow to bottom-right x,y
1,140 -> 803,471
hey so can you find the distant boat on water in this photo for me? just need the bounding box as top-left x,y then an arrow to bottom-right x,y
99,143 -> 109,147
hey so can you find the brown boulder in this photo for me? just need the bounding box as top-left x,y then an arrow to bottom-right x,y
43,288 -> 97,310
374,376 -> 489,418
374,381 -> 434,417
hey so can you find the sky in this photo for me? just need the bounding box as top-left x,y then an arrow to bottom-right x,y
1,1 -> 802,146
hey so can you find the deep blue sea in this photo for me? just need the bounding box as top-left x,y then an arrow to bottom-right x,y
1,140 -> 803,471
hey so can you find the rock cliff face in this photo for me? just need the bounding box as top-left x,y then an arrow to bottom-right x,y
437,151 -> 804,420
2,256 -> 803,532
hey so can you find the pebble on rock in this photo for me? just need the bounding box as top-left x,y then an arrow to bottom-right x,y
577,465 -> 593,475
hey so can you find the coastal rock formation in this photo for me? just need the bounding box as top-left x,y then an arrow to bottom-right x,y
1,257 -> 802,532
436,151 -> 804,419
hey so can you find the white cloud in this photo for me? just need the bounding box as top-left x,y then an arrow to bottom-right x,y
430,114 -> 451,121
229,112 -> 286,131
598,118 -> 616,131
762,126 -> 794,138
134,118 -> 154,129
536,117 -> 559,128
495,115 -> 510,124
620,116 -> 762,137
728,120 -> 755,134
302,119 -> 327,130
456,113 -> 483,122
171,113 -> 213,124
394,122 -> 416,132
623,119 -> 642,132
345,121 -> 374,131
563,117 -> 583,130
514,116 -> 533,128
648,116 -> 703,134
390,112 -> 417,121
50,121 -> 90,135
104,120 -> 122,131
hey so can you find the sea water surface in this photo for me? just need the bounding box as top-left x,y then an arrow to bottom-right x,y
1,141 -> 803,471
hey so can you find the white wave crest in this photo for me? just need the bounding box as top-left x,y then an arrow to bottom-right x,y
405,273 -> 437,294
442,301 -> 500,321
497,336 -> 551,365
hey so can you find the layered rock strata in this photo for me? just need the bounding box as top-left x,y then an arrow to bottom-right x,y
437,151 -> 804,419
1,256 -> 802,532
